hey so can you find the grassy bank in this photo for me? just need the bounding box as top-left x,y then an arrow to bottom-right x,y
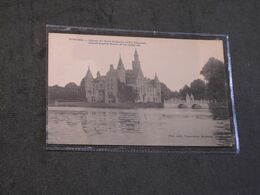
208,102 -> 230,119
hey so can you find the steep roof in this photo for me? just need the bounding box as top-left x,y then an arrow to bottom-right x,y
85,67 -> 93,79
117,56 -> 125,70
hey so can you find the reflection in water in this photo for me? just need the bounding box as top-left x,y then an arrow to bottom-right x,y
118,112 -> 142,134
47,106 -> 233,147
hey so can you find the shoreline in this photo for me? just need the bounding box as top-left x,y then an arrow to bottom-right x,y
48,101 -> 164,109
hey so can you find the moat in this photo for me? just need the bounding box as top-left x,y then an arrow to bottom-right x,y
47,106 -> 233,147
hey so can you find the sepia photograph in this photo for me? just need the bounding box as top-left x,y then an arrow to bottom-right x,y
47,30 -> 236,149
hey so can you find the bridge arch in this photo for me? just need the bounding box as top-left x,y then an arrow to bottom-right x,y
178,104 -> 188,109
191,104 -> 202,109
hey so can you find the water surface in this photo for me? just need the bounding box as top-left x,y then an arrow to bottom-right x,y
47,106 -> 233,146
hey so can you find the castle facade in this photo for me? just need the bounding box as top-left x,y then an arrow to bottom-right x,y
83,50 -> 162,104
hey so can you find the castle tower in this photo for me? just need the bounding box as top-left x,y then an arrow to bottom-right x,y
117,55 -> 126,83
105,64 -> 118,103
132,49 -> 143,76
154,73 -> 161,103
85,67 -> 94,102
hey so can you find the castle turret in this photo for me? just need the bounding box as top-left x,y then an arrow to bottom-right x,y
117,55 -> 126,83
154,73 -> 160,83
85,67 -> 93,80
110,64 -> 114,71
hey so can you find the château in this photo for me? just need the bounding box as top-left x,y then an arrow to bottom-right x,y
82,49 -> 162,104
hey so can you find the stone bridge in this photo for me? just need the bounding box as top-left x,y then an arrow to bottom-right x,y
164,99 -> 209,109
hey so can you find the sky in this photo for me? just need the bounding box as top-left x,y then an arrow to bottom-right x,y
48,32 -> 224,91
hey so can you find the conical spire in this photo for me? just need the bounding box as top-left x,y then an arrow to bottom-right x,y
117,55 -> 125,70
86,66 -> 93,79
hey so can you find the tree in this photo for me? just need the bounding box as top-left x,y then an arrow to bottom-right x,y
179,85 -> 192,100
200,57 -> 228,101
48,82 -> 81,102
64,82 -> 80,100
190,79 -> 207,100
160,82 -> 180,100
79,78 -> 87,100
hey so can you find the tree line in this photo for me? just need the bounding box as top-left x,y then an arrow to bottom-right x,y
162,57 -> 228,102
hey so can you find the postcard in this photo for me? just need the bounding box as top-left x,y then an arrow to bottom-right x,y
46,26 -> 239,152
